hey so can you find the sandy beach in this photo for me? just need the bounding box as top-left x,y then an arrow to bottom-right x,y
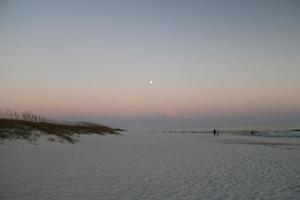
1,131 -> 299,200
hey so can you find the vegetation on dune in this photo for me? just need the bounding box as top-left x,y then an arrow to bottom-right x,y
0,110 -> 123,143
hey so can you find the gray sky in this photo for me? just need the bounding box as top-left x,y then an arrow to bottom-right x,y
1,0 -> 300,130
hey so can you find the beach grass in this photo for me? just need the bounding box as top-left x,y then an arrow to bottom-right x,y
0,111 -> 123,143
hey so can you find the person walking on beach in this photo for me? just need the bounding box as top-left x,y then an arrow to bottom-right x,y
213,129 -> 216,136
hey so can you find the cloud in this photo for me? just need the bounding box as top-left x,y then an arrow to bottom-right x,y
165,112 -> 177,118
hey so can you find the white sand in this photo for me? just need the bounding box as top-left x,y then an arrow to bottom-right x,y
0,131 -> 299,200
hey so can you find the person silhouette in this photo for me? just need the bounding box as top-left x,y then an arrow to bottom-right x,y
213,129 -> 216,136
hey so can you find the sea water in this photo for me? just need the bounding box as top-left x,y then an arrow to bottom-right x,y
0,131 -> 299,200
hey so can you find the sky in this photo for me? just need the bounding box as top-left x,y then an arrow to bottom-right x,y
0,0 -> 300,130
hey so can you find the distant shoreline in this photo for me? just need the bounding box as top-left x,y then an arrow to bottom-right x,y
0,118 -> 123,143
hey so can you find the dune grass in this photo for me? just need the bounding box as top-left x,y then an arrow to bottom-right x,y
0,111 -> 122,143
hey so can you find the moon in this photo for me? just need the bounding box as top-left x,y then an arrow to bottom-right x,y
150,80 -> 153,85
